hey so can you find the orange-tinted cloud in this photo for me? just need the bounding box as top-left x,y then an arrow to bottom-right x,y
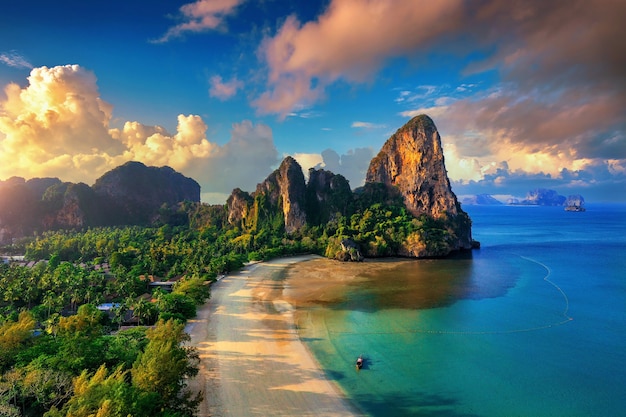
154,0 -> 242,42
209,75 -> 243,100
255,0 -> 463,116
0,65 -> 279,203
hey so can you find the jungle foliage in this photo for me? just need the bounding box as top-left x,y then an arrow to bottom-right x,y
0,196 -> 466,415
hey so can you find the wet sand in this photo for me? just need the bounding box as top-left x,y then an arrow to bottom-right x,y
186,255 -> 372,417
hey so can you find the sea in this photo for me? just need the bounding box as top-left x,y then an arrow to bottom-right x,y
296,204 -> 626,417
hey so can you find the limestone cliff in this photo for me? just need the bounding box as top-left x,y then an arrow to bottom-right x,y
366,114 -> 473,252
0,163 -> 201,241
92,161 -> 200,225
367,115 -> 459,217
226,188 -> 253,226
254,156 -> 307,234
41,182 -> 102,230
227,157 -> 308,234
305,168 -> 353,226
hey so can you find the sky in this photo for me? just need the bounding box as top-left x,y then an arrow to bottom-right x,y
0,0 -> 625,204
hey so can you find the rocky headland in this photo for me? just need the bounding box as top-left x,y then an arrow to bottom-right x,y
1,115 -> 475,258
226,115 -> 475,259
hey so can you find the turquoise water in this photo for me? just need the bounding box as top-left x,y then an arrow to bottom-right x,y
297,204 -> 626,416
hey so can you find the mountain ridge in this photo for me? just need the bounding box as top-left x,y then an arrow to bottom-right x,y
1,115 -> 475,258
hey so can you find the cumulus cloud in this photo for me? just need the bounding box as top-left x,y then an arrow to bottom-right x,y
313,147 -> 375,188
154,0 -> 243,43
0,64 -> 279,204
291,153 -> 324,176
209,75 -> 243,100
197,120 -> 279,195
0,65 -> 124,181
0,51 -> 33,69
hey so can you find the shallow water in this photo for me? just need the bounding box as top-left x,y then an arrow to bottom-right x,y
295,204 -> 626,416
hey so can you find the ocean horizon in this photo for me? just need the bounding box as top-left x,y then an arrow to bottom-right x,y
293,203 -> 626,416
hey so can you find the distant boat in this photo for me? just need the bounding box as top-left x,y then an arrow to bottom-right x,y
356,355 -> 364,370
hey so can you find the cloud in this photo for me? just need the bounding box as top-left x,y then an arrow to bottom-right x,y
400,105 -> 449,120
288,110 -> 324,119
0,51 -> 33,69
452,160 -> 626,203
314,147 -> 375,188
413,88 -> 626,181
198,120 -> 279,195
0,65 -> 124,181
0,64 -> 279,203
254,0 -> 466,116
351,121 -> 386,129
209,75 -> 243,100
386,0 -> 626,194
255,0 -> 626,167
154,0 -> 243,43
291,153 -> 324,176
113,118 -> 279,202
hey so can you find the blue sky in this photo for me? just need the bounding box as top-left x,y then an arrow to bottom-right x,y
1,0 -> 624,203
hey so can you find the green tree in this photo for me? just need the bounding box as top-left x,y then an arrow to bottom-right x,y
44,365 -> 142,417
131,298 -> 158,326
157,293 -> 196,321
172,276 -> 210,305
131,320 -> 201,414
0,311 -> 36,371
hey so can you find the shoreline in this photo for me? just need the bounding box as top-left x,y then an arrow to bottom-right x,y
186,255 -> 362,417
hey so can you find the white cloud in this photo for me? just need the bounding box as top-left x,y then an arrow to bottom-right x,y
0,51 -> 33,69
400,105 -> 449,120
351,121 -> 386,129
291,153 -> 324,177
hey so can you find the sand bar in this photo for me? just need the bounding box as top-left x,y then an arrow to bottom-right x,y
186,255 -> 362,417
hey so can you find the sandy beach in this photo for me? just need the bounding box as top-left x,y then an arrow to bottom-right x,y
186,255 -> 365,417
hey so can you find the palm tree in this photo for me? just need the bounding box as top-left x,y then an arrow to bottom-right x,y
132,298 -> 157,326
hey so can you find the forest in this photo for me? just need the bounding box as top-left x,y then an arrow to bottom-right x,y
0,198 -> 458,416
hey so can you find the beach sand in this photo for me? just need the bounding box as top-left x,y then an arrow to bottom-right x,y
186,255 -> 381,417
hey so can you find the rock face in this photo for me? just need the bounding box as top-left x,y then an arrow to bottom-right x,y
366,114 -> 472,250
367,115 -> 460,217
305,168 -> 353,226
41,182 -> 97,229
93,161 -> 200,225
226,188 -> 253,226
564,194 -> 586,211
227,157 -> 308,234
256,157 -> 307,234
565,194 -> 585,207
0,162 -> 201,243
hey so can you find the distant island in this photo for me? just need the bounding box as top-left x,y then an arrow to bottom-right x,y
463,189 -> 586,211
461,194 -> 503,205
